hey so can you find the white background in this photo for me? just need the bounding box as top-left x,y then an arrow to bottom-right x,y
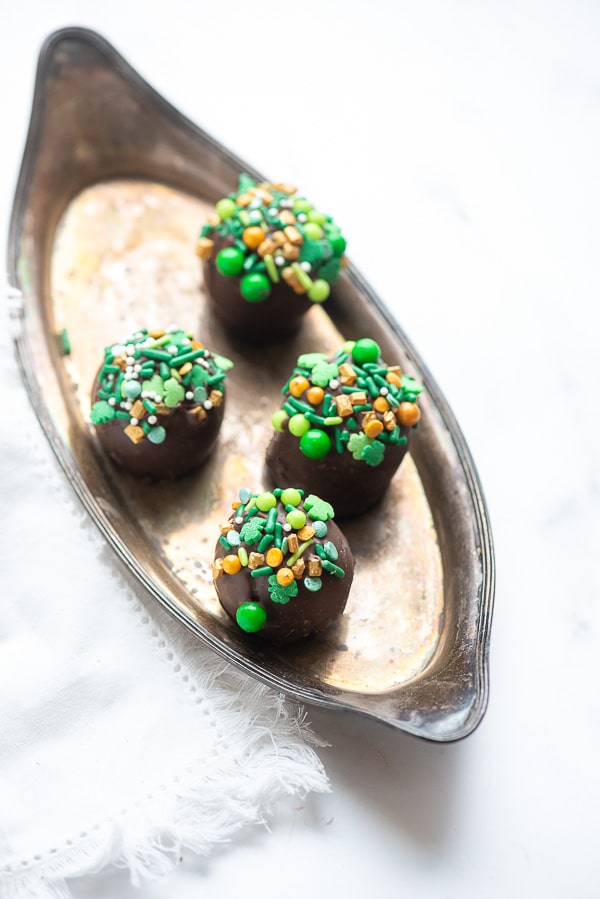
2,2 -> 599,896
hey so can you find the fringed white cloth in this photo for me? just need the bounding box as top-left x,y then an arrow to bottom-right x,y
0,309 -> 328,898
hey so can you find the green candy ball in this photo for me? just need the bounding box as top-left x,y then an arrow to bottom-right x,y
286,509 -> 307,530
281,488 -> 302,507
307,280 -> 330,303
303,222 -> 324,241
330,234 -> 347,257
123,379 -> 142,399
272,410 -> 289,432
308,210 -> 327,225
215,198 -> 236,220
240,272 -> 271,303
256,491 -> 277,512
236,602 -> 267,633
352,338 -> 381,366
299,428 -> 331,460
216,246 -> 245,277
293,198 -> 312,213
288,414 -> 311,437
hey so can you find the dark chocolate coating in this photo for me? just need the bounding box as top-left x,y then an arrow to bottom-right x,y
92,380 -> 225,479
202,234 -> 314,344
215,517 -> 354,644
266,428 -> 411,518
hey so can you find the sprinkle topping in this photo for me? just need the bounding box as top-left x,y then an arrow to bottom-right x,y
272,339 -> 423,467
90,326 -> 232,446
197,174 -> 348,304
214,488 -> 347,633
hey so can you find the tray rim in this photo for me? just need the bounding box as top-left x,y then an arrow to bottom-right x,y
7,26 -> 495,742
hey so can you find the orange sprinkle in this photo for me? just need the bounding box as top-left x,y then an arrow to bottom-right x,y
266,547 -> 284,568
191,340 -> 204,350
373,396 -> 390,413
397,402 -> 421,427
232,501 -> 242,510
242,226 -> 266,249
276,568 -> 295,587
386,372 -> 401,387
222,554 -> 241,575
306,386 -> 325,405
289,376 -> 310,397
236,193 -> 252,207
364,419 -> 384,439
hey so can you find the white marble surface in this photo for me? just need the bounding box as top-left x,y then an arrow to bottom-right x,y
1,2 -> 599,896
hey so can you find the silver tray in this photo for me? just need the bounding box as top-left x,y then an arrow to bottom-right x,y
7,28 -> 495,741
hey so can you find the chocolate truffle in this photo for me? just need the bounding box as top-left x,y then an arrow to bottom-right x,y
196,174 -> 348,343
266,339 -> 423,517
89,326 -> 232,478
214,488 -> 353,643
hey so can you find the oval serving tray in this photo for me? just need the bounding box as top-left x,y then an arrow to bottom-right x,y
8,28 -> 494,741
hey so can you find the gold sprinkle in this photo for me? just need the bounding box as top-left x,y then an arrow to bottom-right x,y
195,237 -> 214,259
179,362 -> 193,375
279,210 -> 296,225
155,403 -> 171,416
383,410 -> 397,431
208,389 -> 223,407
130,400 -> 145,420
148,329 -> 165,339
283,226 -> 303,246
124,424 -> 145,444
287,533 -> 299,554
386,371 -> 401,387
335,394 -> 353,417
373,396 -> 390,413
220,522 -> 232,535
350,391 -> 368,406
281,266 -> 306,294
236,193 -> 252,207
272,182 -> 297,194
281,242 -> 300,261
271,230 -> 286,246
364,418 -> 384,438
191,340 -> 204,350
212,558 -> 224,580
207,213 -> 220,226
338,363 -> 357,386
248,552 -> 265,570
257,238 -> 276,258
113,354 -> 128,370
291,558 -> 306,579
297,526 -> 315,541
307,557 -> 322,577
193,406 -> 207,421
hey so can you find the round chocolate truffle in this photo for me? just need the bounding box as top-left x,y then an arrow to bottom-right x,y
196,174 -> 348,343
213,488 -> 353,643
89,326 -> 232,478
266,339 -> 423,517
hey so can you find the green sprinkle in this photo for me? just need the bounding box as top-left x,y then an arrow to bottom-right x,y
342,385 -> 362,394
323,416 -> 343,426
286,539 -> 314,567
322,395 -> 334,417
263,253 -> 280,283
207,373 -> 226,385
219,536 -> 232,551
322,559 -> 346,578
238,210 -> 250,227
352,404 -> 372,413
115,410 -> 130,420
237,546 -> 249,566
303,411 -> 328,426
287,396 -> 314,414
250,565 -> 273,578
258,534 -> 274,553
59,328 -> 71,356
274,523 -> 283,548
303,577 -> 322,592
314,543 -> 327,559
266,507 -> 278,533
143,348 -> 173,362
291,262 -> 313,292
170,349 -> 206,367
141,420 -> 152,434
281,536 -> 289,555
334,428 -> 344,455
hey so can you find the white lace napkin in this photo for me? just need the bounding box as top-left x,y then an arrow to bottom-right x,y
0,304 -> 328,899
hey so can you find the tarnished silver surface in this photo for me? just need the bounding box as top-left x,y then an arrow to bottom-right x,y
7,28 -> 495,740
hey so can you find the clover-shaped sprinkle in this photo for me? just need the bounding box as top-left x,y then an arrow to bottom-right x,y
361,440 -> 385,467
142,374 -> 165,400
268,576 -> 298,604
163,377 -> 185,408
189,365 -> 211,387
297,352 -> 328,369
304,494 -> 335,522
310,362 -> 339,388
239,517 -> 265,545
90,400 -> 115,425
213,354 -> 234,372
347,432 -> 371,460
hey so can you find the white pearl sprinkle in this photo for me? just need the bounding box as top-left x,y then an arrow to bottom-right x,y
147,415 -> 157,425
108,397 -> 116,406
379,387 -> 389,396
185,391 -> 194,400
235,516 -> 244,525
297,213 -> 308,223
182,338 -> 191,346
126,344 -> 135,353
111,344 -> 126,356
130,417 -> 139,426
126,356 -> 135,365
300,261 -> 311,272
329,379 -> 340,389
168,345 -> 178,355
283,523 -> 292,532
141,390 -> 149,398
123,401 -> 132,411
268,207 -> 278,216
203,400 -> 213,410
274,255 -> 285,266
279,199 -> 293,209
134,363 -> 142,372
